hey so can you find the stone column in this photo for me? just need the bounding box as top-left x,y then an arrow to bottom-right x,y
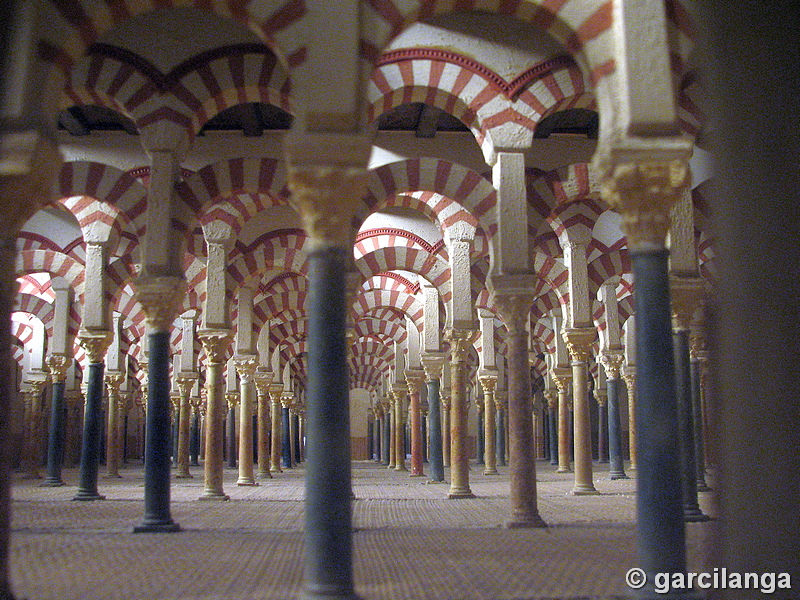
380,398 -> 391,466
441,390 -> 451,468
22,378 -> 46,479
104,372 -> 124,478
170,393 -> 180,467
596,388 -> 608,463
286,138 -> 370,600
189,395 -> 202,466
622,370 -> 637,470
235,356 -> 258,486
405,371 -> 425,476
387,397 -> 396,469
475,397 -> 484,464
74,330 -> 113,500
671,277 -> 708,522
495,392 -> 507,467
551,368 -> 572,473
281,395 -> 292,469
198,329 -> 233,500
175,374 -> 197,478
43,355 -> 70,486
545,390 -> 559,466
562,327 -> 599,495
226,392 -> 239,468
479,373 -> 498,475
600,352 -> 629,480
689,333 -> 710,491
600,139 -> 693,590
254,371 -> 273,479
445,328 -> 477,498
269,384 -> 284,473
392,385 -> 408,472
131,276 -> 185,532
493,294 -> 546,527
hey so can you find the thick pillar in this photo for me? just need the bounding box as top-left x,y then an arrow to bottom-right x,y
479,374 -> 498,475
671,278 -> 708,522
43,355 -> 70,486
600,353 -> 629,480
545,390 -> 559,466
562,328 -> 599,495
175,374 -> 197,478
198,329 -> 233,500
269,385 -> 283,473
73,330 -> 113,500
445,329 -> 477,499
601,141 -> 693,594
405,371 -> 425,476
392,386 -> 407,472
492,293 -> 546,527
235,356 -> 258,486
104,372 -> 124,478
254,371 -> 273,479
132,276 -> 185,532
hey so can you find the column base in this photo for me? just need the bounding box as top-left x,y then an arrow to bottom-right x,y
447,488 -> 475,499
299,585 -> 361,600
610,472 -> 630,480
258,471 -> 273,480
549,460 -> 558,466
394,465 -> 407,472
504,514 -> 547,529
570,485 -> 600,496
199,491 -> 230,501
409,473 -> 424,477
175,473 -> 193,479
426,479 -> 446,484
598,459 -> 609,464
21,473 -> 42,480
237,479 -> 258,486
102,473 -> 122,479
190,460 -> 200,467
556,466 -> 572,473
684,507 -> 711,522
72,491 -> 106,501
483,468 -> 499,475
133,521 -> 181,534
40,478 -> 65,487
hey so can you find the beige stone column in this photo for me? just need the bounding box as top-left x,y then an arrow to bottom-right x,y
387,396 -> 396,469
551,368 -> 572,473
104,372 -> 125,478
269,383 -> 284,472
254,371 -> 273,479
441,389 -> 451,468
562,327 -> 599,495
175,373 -> 197,478
479,373 -> 498,475
622,370 -> 637,470
22,379 -> 46,478
198,329 -> 233,500
445,328 -> 478,498
235,356 -> 258,486
392,385 -> 408,472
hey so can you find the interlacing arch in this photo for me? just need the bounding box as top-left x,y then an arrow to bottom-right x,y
228,229 -> 309,288
354,317 -> 407,345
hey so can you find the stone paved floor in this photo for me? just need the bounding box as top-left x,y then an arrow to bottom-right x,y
8,460 -> 718,600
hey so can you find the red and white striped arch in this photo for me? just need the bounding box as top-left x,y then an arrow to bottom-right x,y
354,317 -> 407,345
228,228 -> 309,288
354,241 -> 450,302
353,289 -> 423,333
16,250 -> 86,300
360,0 -> 616,85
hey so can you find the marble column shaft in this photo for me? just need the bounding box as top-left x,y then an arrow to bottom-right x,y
236,357 -> 258,486
445,329 -> 476,499
254,373 -> 273,479
563,328 -> 598,494
406,373 -> 425,476
392,388 -> 407,472
270,388 -> 283,472
480,375 -> 498,475
175,375 -> 197,478
199,329 -> 233,501
43,355 -> 70,486
104,372 -> 124,478
553,373 -> 572,473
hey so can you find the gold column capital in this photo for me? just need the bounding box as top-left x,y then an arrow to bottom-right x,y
268,383 -> 284,402
253,370 -> 274,395
104,371 -> 125,393
421,354 -> 445,381
24,378 -> 45,399
132,275 -> 187,333
562,327 -> 597,364
234,355 -> 258,383
77,329 -> 114,364
551,367 -> 572,393
622,370 -> 637,392
599,144 -> 691,250
176,372 -> 198,398
478,372 -> 498,395
670,276 -> 705,330
404,370 -> 425,393
595,388 -> 608,407
170,392 -> 181,412
599,352 -> 625,380
544,389 -> 558,409
225,391 -> 240,409
445,328 -> 478,363
198,328 -> 233,366
440,389 -> 451,410
490,291 -> 535,334
46,354 -> 71,383
280,394 -> 294,409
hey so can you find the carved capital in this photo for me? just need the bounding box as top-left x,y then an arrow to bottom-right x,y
551,367 -> 572,393
491,292 -> 535,335
176,372 -> 198,398
104,371 -> 125,394
131,275 -> 186,333
24,379 -> 45,400
198,328 -> 233,366
595,388 -> 608,406
544,389 -> 558,410
253,370 -> 273,395
421,354 -> 445,381
445,328 -> 478,363
622,370 -> 636,393
440,390 -> 451,410
478,372 -> 498,395
225,391 -> 240,409
287,165 -> 367,248
562,327 -> 597,363
280,394 -> 293,409
77,329 -> 113,364
46,354 -> 71,383
234,355 -> 258,383
170,392 -> 181,412
494,391 -> 508,411
269,383 -> 284,402
670,276 -> 705,330
599,352 -> 625,380
404,370 -> 425,393
601,158 -> 690,250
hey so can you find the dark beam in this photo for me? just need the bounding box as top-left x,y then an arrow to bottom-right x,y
59,107 -> 90,136
241,104 -> 263,137
415,104 -> 440,139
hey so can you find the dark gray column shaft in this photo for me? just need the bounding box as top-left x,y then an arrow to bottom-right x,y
496,408 -> 506,467
607,378 -> 628,479
43,381 -> 66,486
689,359 -> 708,490
302,245 -> 355,600
227,406 -> 237,468
190,411 -> 200,466
476,412 -> 484,464
134,331 -> 179,532
426,378 -> 444,482
382,413 -> 390,466
549,408 -> 558,465
74,362 -> 106,500
281,406 -> 291,468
